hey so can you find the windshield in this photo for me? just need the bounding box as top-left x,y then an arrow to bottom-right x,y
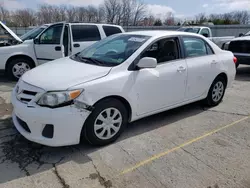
71,34 -> 151,66
20,26 -> 47,41
177,27 -> 200,34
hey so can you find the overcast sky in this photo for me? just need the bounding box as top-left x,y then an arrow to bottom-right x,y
1,0 -> 250,19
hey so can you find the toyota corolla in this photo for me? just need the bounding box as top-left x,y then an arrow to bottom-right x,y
11,31 -> 236,147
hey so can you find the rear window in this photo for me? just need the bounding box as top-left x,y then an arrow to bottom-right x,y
71,25 -> 101,42
103,26 -> 122,37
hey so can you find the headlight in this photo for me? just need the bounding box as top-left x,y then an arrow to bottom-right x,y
37,90 -> 82,107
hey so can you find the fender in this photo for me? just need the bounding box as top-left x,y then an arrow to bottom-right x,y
0,40 -> 38,70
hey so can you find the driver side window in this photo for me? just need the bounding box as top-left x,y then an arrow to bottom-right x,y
141,37 -> 180,64
39,24 -> 63,44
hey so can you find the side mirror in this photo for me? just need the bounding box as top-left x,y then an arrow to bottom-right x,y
137,57 -> 157,69
239,33 -> 244,37
34,38 -> 39,44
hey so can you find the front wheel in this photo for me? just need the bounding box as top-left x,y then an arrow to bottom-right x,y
204,76 -> 226,107
6,58 -> 34,81
82,99 -> 128,146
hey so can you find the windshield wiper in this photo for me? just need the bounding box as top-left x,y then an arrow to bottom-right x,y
72,53 -> 115,67
80,57 -> 106,66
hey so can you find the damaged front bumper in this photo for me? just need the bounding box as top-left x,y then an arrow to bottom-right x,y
11,91 -> 92,147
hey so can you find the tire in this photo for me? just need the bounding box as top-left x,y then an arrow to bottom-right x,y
6,58 -> 34,81
82,98 -> 128,146
235,62 -> 239,69
204,76 -> 226,107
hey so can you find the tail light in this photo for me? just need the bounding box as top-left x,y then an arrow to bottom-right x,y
233,57 -> 237,64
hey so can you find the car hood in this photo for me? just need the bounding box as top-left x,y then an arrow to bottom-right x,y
21,57 -> 112,91
0,21 -> 22,42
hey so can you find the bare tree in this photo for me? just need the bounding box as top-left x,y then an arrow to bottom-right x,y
0,5 -> 9,23
104,0 -> 121,23
163,12 -> 175,25
195,13 -> 207,24
66,6 -> 77,22
233,11 -> 249,24
97,5 -> 105,23
12,9 -> 36,27
37,4 -> 54,24
132,0 -> 146,26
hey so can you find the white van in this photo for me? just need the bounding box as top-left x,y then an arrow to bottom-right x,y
0,21 -> 125,80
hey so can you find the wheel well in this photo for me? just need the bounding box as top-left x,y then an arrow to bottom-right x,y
216,72 -> 228,87
94,96 -> 132,122
5,55 -> 36,71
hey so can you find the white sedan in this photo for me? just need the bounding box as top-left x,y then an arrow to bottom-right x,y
11,31 -> 237,147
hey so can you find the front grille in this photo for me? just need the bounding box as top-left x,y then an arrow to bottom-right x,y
17,90 -> 38,104
16,116 -> 31,133
23,90 -> 37,96
15,80 -> 44,104
228,41 -> 250,54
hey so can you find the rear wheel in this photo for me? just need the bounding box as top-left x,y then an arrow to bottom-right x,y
82,98 -> 128,146
6,58 -> 34,81
204,76 -> 226,107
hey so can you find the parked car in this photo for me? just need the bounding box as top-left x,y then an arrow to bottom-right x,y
11,30 -> 237,147
177,26 -> 235,49
222,30 -> 250,68
0,21 -> 124,80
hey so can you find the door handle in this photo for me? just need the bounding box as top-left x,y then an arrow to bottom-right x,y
55,46 -> 61,51
74,43 -> 80,48
177,66 -> 186,72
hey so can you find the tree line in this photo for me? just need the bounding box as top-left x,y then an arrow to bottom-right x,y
0,0 -> 249,27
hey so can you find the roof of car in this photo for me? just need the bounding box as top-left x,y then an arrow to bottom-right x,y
124,30 -> 201,37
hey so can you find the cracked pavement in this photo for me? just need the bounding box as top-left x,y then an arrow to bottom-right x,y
0,66 -> 250,188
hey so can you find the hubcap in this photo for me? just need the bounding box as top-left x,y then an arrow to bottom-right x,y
12,62 -> 31,78
94,108 -> 122,140
212,81 -> 224,102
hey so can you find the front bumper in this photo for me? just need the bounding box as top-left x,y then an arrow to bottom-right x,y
11,90 -> 91,147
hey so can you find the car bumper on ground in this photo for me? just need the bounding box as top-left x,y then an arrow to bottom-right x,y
234,53 -> 250,65
11,90 -> 91,147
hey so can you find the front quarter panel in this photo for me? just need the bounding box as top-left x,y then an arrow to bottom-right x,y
0,40 -> 37,70
69,69 -> 137,121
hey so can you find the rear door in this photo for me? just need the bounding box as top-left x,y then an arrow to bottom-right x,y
70,24 -> 102,54
34,23 -> 65,64
182,36 -> 220,100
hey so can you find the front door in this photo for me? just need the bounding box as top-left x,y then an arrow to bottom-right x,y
34,23 -> 65,64
133,37 -> 188,115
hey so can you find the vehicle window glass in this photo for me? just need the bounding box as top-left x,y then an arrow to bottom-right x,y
141,37 -> 180,64
183,37 -> 207,57
20,26 -> 46,41
72,34 -> 151,66
96,39 -> 126,54
177,27 -> 200,34
103,26 -> 122,37
39,24 -> 63,44
200,29 -> 210,37
71,25 -> 101,42
206,43 -> 214,55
